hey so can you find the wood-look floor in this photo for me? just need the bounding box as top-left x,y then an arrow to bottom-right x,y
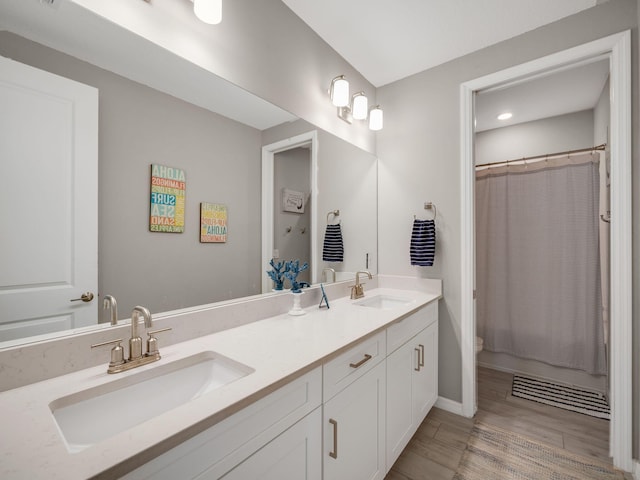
385,366 -> 633,480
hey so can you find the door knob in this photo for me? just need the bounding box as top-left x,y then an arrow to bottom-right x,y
70,292 -> 95,302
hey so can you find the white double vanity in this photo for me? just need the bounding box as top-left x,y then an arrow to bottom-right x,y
0,276 -> 441,479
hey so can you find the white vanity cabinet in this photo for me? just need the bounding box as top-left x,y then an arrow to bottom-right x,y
124,367 -> 322,480
123,299 -> 439,480
385,302 -> 438,469
322,331 -> 387,480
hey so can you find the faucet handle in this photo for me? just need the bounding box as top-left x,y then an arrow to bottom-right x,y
91,338 -> 125,369
146,327 -> 172,358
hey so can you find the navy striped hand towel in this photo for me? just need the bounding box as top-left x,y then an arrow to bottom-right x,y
410,219 -> 436,266
323,223 -> 344,262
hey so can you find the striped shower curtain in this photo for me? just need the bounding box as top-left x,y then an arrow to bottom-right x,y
475,152 -> 606,375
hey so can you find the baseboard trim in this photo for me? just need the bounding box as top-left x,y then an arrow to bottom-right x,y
435,396 -> 465,416
632,460 -> 639,479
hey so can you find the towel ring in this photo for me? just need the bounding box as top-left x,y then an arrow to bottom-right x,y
327,209 -> 340,224
423,202 -> 437,220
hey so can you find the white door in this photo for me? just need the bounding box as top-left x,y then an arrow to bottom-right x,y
324,361 -> 386,480
0,56 -> 98,342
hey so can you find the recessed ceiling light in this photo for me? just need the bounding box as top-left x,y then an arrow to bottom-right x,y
497,112 -> 513,121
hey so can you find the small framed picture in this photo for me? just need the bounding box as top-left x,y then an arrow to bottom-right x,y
282,188 -> 305,214
149,164 -> 186,233
200,202 -> 227,243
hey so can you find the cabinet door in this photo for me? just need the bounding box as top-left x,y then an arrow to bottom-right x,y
385,340 -> 416,469
218,408 -> 321,480
413,321 -> 438,422
124,368 -> 321,480
324,361 -> 386,480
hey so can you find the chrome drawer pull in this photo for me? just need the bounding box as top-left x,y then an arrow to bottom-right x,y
329,418 -> 338,459
349,353 -> 372,369
415,347 -> 421,371
419,344 -> 425,367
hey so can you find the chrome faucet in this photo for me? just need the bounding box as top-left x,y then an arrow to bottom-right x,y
350,270 -> 372,299
91,305 -> 171,374
322,267 -> 336,283
103,295 -> 118,325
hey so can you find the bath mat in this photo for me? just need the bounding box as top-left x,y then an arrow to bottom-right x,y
512,375 -> 609,419
453,422 -> 624,480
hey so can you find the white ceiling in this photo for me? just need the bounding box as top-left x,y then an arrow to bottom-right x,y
281,0 -> 599,88
475,59 -> 610,132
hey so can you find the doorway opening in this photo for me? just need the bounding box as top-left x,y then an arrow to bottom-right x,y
261,131 -> 318,293
460,31 -> 632,470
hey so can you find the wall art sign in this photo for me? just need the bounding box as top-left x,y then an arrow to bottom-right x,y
149,164 -> 186,233
200,202 -> 228,243
282,188 -> 305,214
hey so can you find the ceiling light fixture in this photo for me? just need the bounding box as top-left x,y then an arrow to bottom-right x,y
497,112 -> 513,121
328,75 -> 383,130
192,0 -> 222,25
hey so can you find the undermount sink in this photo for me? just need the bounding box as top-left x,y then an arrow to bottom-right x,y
356,294 -> 413,309
50,351 -> 254,453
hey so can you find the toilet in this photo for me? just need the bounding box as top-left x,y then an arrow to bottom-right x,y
475,336 -> 484,354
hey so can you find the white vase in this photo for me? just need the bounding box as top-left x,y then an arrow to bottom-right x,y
288,291 -> 306,316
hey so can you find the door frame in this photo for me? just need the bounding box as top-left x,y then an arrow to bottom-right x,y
261,130 -> 318,293
459,31 -> 632,470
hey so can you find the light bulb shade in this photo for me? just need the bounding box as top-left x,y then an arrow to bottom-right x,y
352,92 -> 368,120
194,0 -> 222,25
330,76 -> 349,107
369,106 -> 383,131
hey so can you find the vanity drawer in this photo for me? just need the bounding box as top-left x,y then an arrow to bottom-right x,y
323,330 -> 386,401
387,301 -> 437,354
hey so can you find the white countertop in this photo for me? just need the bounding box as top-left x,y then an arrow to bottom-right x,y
0,286 -> 440,479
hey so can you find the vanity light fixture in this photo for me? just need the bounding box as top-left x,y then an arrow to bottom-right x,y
328,75 -> 383,130
192,0 -> 222,25
351,92 -> 368,120
329,75 -> 350,107
497,112 -> 513,121
369,105 -> 384,131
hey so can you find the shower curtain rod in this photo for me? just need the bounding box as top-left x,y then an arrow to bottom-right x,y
475,143 -> 606,168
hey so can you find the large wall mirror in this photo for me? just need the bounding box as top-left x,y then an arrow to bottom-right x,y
0,2 -> 377,347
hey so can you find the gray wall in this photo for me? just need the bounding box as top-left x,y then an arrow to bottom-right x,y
475,110 -> 595,165
0,32 -> 264,317
376,0 -> 638,422
594,78 -> 611,146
